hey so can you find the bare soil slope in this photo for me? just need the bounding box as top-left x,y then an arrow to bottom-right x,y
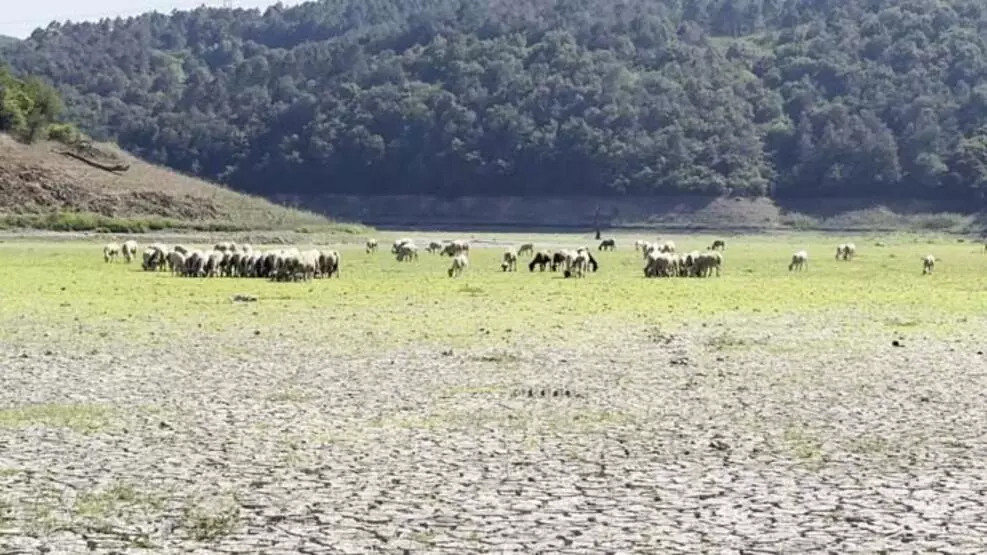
0,135 -> 327,230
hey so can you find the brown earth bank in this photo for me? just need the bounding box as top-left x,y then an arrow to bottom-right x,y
0,135 -> 327,230
274,193 -> 987,233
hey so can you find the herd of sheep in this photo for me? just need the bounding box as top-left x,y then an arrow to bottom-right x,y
103,241 -> 340,281
101,236 -> 947,279
386,237 -> 601,278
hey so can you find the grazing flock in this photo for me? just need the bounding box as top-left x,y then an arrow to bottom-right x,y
101,236 -> 953,280
102,241 -> 340,281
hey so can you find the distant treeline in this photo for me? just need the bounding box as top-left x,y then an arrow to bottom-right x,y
3,0 -> 987,202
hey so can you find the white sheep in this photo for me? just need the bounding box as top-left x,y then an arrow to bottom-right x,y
103,243 -> 121,263
395,243 -> 419,262
366,238 -> 378,253
835,243 -> 856,261
448,253 -> 469,277
392,238 -> 414,254
141,245 -> 168,271
922,255 -> 936,275
789,250 -> 809,272
121,240 -> 138,263
695,251 -> 723,277
441,239 -> 470,257
566,250 -> 590,278
167,251 -> 186,275
644,252 -> 675,278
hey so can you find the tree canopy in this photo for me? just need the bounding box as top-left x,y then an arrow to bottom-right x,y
0,65 -> 67,142
3,0 -> 987,201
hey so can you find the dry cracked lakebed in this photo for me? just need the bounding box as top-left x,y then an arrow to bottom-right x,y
1,319 -> 987,553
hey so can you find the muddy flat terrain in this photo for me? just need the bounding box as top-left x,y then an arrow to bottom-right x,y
1,233 -> 986,553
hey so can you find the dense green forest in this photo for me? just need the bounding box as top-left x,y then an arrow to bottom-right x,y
0,65 -> 73,142
3,0 -> 987,201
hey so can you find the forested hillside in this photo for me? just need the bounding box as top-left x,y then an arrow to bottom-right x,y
4,0 -> 987,201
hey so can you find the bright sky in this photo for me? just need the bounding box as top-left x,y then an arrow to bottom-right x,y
0,0 -> 307,38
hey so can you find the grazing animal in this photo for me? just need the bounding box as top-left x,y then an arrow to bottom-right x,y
121,240 -> 138,263
644,252 -> 675,278
518,243 -> 534,257
184,251 -> 205,277
598,238 -> 616,251
789,250 -> 809,272
529,251 -> 552,272
694,251 -> 723,277
392,238 -> 414,254
634,239 -> 646,252
441,240 -> 470,257
709,239 -> 726,251
502,249 -> 518,272
426,241 -> 444,254
319,250 -> 341,278
550,251 -> 568,272
577,247 -> 599,272
564,250 -> 591,278
167,251 -> 186,275
141,244 -> 169,272
103,243 -> 121,262
835,243 -> 856,261
173,245 -> 189,255
365,238 -> 378,253
658,240 -> 676,254
922,255 -> 936,275
448,254 -> 469,278
395,243 -> 419,262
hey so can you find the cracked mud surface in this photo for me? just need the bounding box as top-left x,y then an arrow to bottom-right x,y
2,315 -> 987,553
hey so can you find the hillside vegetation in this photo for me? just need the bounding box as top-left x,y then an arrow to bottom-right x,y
3,0 -> 987,203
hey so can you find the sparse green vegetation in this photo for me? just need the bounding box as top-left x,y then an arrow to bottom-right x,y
74,483 -> 157,519
0,403 -> 109,432
183,498 -> 240,541
784,425 -> 825,463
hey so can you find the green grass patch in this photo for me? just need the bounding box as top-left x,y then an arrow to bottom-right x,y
0,232 -> 984,353
783,424 -> 824,463
183,504 -> 240,542
75,483 -> 162,519
265,390 -> 317,403
0,403 -> 109,432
